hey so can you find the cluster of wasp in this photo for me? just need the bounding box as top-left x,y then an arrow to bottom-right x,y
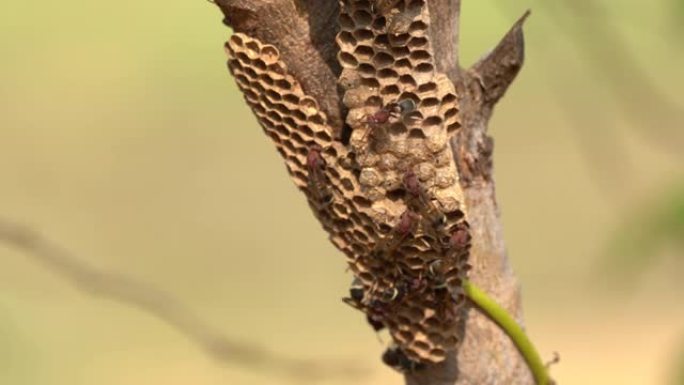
305,98 -> 417,203
305,98 -> 471,371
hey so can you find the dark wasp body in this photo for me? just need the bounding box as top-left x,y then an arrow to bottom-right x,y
306,145 -> 333,205
382,344 -> 426,373
373,208 -> 419,256
359,99 -> 417,144
402,170 -> 446,229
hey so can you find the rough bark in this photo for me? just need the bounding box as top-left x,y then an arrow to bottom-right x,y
219,0 -> 344,132
427,0 -> 461,80
213,1 -> 533,384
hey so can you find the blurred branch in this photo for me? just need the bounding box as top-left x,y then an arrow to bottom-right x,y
0,217 -> 366,382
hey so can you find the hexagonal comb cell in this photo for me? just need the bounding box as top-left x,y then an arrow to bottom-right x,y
224,0 -> 470,368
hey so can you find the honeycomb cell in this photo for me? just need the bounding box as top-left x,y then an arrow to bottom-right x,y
354,45 -> 375,61
381,84 -> 400,96
265,89 -> 281,102
399,74 -> 417,89
315,130 -> 333,142
282,93 -> 299,105
373,51 -> 395,68
409,50 -> 431,63
409,20 -> 428,33
443,107 -> 459,123
338,30 -> 357,46
311,113 -> 327,126
243,66 -> 258,80
408,36 -> 428,47
358,63 -> 377,77
447,121 -> 461,134
352,10 -> 373,27
360,77 -> 381,89
353,28 -> 374,43
391,45 -> 410,58
408,128 -> 427,139
253,58 -> 267,71
417,81 -> 437,94
388,32 -> 411,46
419,96 -> 440,109
339,13 -> 355,30
374,32 -> 389,47
377,68 -> 400,82
415,62 -> 434,74
394,58 -> 412,70
339,51 -> 359,68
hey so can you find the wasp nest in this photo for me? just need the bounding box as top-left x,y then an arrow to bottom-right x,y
225,0 -> 470,367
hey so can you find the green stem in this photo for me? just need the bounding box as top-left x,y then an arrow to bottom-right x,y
463,280 -> 551,385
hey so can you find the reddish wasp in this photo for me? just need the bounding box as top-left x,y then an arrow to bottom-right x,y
447,223 -> 471,252
402,171 -> 446,229
306,145 -> 333,205
373,208 -> 419,256
358,99 -> 417,144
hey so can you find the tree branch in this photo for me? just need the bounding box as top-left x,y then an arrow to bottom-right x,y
0,217 -> 366,382
214,0 -> 344,132
427,0 -> 461,81
468,10 -> 530,110
454,11 -> 530,186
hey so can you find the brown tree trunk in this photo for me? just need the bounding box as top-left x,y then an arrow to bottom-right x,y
214,1 -> 533,384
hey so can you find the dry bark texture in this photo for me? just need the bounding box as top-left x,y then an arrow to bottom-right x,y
214,1 -> 532,384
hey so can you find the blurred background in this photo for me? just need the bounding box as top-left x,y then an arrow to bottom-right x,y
0,0 -> 682,384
